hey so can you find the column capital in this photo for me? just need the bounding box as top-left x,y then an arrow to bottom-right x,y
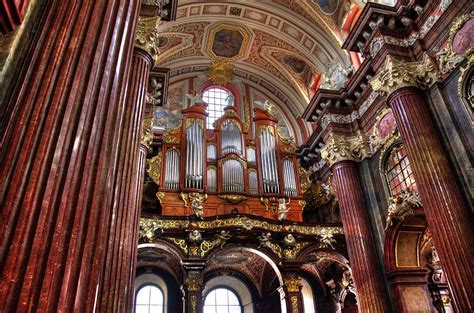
283,276 -> 302,293
370,53 -> 440,96
135,16 -> 160,57
320,132 -> 370,167
185,276 -> 204,292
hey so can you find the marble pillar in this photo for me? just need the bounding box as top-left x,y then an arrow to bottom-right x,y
0,1 -> 140,311
371,55 -> 474,312
98,47 -> 154,312
283,275 -> 304,313
321,134 -> 391,313
184,275 -> 204,313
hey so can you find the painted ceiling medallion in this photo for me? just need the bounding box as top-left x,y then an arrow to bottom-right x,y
206,22 -> 251,61
207,60 -> 234,85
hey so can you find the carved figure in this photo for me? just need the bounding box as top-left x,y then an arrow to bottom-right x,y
188,192 -> 207,219
320,61 -> 353,90
186,90 -> 203,105
146,77 -> 163,105
384,190 -> 422,230
215,230 -> 231,249
254,100 -> 273,113
188,230 -> 202,243
319,232 -> 336,249
284,234 -> 296,248
258,232 -> 273,249
277,198 -> 291,221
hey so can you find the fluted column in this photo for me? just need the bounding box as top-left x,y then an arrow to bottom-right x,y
184,274 -> 204,313
371,54 -> 474,312
0,1 -> 140,312
98,44 -> 155,311
321,133 -> 391,313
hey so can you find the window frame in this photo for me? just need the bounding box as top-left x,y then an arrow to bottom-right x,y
382,142 -> 416,196
203,285 -> 243,313
135,283 -> 165,313
202,86 -> 235,130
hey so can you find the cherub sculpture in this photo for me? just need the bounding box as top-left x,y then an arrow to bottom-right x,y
188,230 -> 202,243
186,90 -> 203,105
277,198 -> 291,221
215,230 -> 232,249
319,232 -> 336,249
385,190 -> 422,230
283,234 -> 296,248
185,192 -> 208,219
258,232 -> 273,249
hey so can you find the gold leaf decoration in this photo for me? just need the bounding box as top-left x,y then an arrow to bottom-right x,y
146,154 -> 162,186
207,60 -> 234,85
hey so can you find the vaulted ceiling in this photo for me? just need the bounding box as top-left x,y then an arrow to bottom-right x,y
156,0 -> 357,121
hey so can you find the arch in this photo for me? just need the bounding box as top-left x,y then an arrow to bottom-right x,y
135,279 -> 166,313
203,276 -> 253,313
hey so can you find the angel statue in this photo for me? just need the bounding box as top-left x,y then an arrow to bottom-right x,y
186,90 -> 203,105
254,100 -> 273,113
277,198 -> 291,221
258,232 -> 273,249
283,234 -> 296,248
181,192 -> 208,219
188,230 -> 202,244
215,230 -> 232,249
319,232 -> 336,249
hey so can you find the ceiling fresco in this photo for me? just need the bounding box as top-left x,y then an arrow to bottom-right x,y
153,0 -> 360,140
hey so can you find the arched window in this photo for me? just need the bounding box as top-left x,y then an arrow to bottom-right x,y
384,144 -> 416,196
204,287 -> 242,313
135,285 -> 164,313
203,87 -> 234,129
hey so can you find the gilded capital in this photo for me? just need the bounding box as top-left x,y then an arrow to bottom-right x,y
284,276 -> 302,293
370,54 -> 440,96
135,16 -> 160,56
320,132 -> 370,167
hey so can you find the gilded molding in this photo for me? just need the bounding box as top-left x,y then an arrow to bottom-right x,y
320,132 -> 371,167
243,97 -> 250,132
162,121 -> 181,144
218,194 -> 248,204
135,16 -> 160,56
185,277 -> 203,292
385,190 -> 423,230
370,54 -> 440,96
140,216 -> 343,237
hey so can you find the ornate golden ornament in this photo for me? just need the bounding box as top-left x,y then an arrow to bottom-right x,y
243,97 -> 251,132
141,116 -> 154,148
281,144 -> 297,153
370,54 -> 440,96
169,238 -> 188,254
320,131 -> 371,167
437,12 -> 474,74
291,296 -> 299,313
256,125 -> 276,137
180,192 -> 208,219
185,118 -> 204,129
218,194 -> 248,204
206,22 -> 251,61
298,166 -> 311,194
156,191 -> 165,204
458,52 -> 474,113
146,154 -> 162,186
441,295 -> 451,306
285,277 -> 302,293
186,277 -> 203,292
135,16 -> 160,56
207,60 -> 234,85
190,295 -> 197,313
140,216 -> 343,237
162,122 -> 181,144
218,155 -> 247,169
298,200 -> 306,210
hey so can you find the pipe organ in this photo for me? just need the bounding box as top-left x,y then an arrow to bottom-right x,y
155,102 -> 305,221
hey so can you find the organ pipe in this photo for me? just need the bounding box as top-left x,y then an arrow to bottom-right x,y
283,158 -> 297,196
259,128 -> 279,194
164,149 -> 180,189
222,120 -> 242,155
185,120 -> 204,189
222,159 -> 244,192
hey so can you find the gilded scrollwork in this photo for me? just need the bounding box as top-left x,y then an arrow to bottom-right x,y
162,122 -> 181,144
243,97 -> 251,132
298,166 -> 311,194
207,60 -> 234,85
370,54 -> 440,96
185,277 -> 203,292
146,153 -> 162,186
218,194 -> 248,204
141,116 -> 154,148
284,277 -> 302,293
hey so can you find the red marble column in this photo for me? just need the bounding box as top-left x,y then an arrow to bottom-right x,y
98,47 -> 153,312
0,1 -> 140,312
0,0 -> 28,34
388,86 -> 474,312
332,161 -> 391,313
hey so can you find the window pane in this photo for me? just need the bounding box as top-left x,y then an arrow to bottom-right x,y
135,305 -> 149,313
228,292 -> 239,305
215,288 -> 228,305
136,286 -> 150,305
229,306 -> 241,313
204,288 -> 241,313
203,88 -> 234,129
204,307 -> 216,313
149,286 -> 163,305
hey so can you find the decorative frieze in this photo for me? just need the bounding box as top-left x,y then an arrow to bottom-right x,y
370,54 -> 440,96
320,132 -> 371,167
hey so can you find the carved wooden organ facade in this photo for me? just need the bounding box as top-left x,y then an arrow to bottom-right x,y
152,102 -> 306,221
